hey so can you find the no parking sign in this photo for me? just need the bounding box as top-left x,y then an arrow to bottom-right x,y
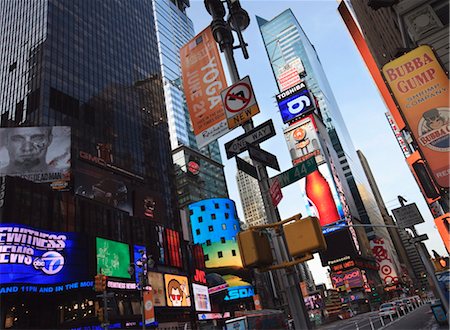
221,76 -> 260,129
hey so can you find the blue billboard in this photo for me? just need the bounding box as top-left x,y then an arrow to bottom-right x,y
276,83 -> 315,123
0,223 -> 89,285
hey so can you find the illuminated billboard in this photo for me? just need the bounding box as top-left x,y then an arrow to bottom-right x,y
96,237 -> 130,278
164,274 -> 191,307
133,189 -> 163,221
148,271 -> 166,306
192,283 -> 211,312
331,268 -> 364,290
319,227 -> 359,266
284,115 -> 325,165
0,126 -> 71,183
276,82 -> 315,123
370,238 -> 399,286
0,224 -> 88,285
75,162 -> 132,215
223,274 -> 254,301
382,45 -> 449,188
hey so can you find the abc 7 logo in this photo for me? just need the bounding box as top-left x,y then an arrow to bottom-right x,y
287,94 -> 311,115
33,251 -> 65,275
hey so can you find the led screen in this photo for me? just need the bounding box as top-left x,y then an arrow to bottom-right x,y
192,283 -> 211,312
0,224 -> 88,285
133,245 -> 146,284
148,271 -> 166,306
0,126 -> 71,183
319,227 -> 358,266
96,237 -> 130,278
276,83 -> 315,123
164,274 -> 191,307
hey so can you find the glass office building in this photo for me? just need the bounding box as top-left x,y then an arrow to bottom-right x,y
257,9 -> 385,236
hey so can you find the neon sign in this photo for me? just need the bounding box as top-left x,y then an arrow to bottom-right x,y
224,285 -> 254,301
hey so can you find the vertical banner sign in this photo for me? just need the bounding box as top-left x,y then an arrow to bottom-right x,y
180,26 -> 229,148
382,45 -> 449,188
143,290 -> 155,324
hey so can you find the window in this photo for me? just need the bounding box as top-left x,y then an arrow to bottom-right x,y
198,216 -> 203,223
218,251 -> 223,258
206,239 -> 211,246
232,250 -> 236,256
208,225 -> 214,232
200,205 -> 205,211
222,224 -> 226,230
225,203 -> 230,209
225,213 -> 229,219
211,214 -> 216,220
189,209 -> 193,215
233,224 -> 237,230
204,254 -> 209,261
214,203 -> 219,209
220,237 -> 226,244
196,229 -> 200,235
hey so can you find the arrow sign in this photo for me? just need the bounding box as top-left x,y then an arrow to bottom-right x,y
236,156 -> 259,180
225,120 -> 276,159
247,144 -> 280,171
269,157 -> 318,188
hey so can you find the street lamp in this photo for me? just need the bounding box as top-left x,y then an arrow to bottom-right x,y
128,250 -> 155,330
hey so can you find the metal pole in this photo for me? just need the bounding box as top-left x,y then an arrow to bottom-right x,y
140,272 -> 145,330
102,289 -> 109,330
411,226 -> 449,313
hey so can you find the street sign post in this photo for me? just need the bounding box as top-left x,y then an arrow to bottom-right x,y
247,144 -> 280,171
392,203 -> 425,228
269,158 -> 317,188
221,76 -> 260,129
225,120 -> 276,159
236,156 -> 259,180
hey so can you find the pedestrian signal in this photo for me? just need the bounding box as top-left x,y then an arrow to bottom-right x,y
283,216 -> 326,258
237,230 -> 273,268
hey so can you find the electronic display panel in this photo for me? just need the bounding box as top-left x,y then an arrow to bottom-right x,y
96,237 -> 130,278
164,274 -> 191,307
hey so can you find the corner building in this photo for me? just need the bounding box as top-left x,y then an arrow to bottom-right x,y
0,0 -> 195,328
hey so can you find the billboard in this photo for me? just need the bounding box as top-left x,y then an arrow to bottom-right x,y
382,45 -> 449,188
164,274 -> 191,307
133,245 -> 146,284
0,126 -> 71,183
192,283 -> 211,312
319,227 -> 359,266
133,189 -> 163,221
180,26 -> 230,148
284,115 -> 325,165
331,268 -> 364,290
0,224 -> 88,285
147,271 -> 166,306
370,238 -> 399,286
277,67 -> 302,92
96,237 -> 130,278
75,162 -> 132,215
276,82 -> 315,123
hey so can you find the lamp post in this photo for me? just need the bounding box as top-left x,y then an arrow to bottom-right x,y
129,250 -> 155,330
203,1 -> 311,329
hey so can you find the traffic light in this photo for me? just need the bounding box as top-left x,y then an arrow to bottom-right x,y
101,274 -> 107,291
237,229 -> 273,268
97,307 -> 104,323
283,216 -> 326,258
94,274 -> 107,292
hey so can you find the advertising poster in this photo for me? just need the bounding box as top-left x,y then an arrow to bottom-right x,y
75,162 -> 132,215
143,290 -> 155,325
0,126 -> 71,183
180,26 -> 230,148
382,45 -> 449,188
133,245 -> 146,284
284,115 -> 325,165
96,237 -> 131,278
192,283 -> 211,312
147,272 -> 166,306
164,274 -> 191,307
277,83 -> 315,123
370,238 -> 399,286
331,268 -> 364,290
0,223 -> 88,285
134,189 -> 163,221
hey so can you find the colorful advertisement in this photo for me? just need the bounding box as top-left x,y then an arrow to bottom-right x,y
192,283 -> 211,312
0,126 -> 71,183
133,245 -> 146,284
75,162 -> 132,215
277,83 -> 315,123
0,224 -> 88,285
165,228 -> 182,268
284,115 -> 325,165
180,26 -> 229,148
164,274 -> 191,307
96,237 -> 130,279
223,274 -> 254,301
147,272 -> 166,306
133,189 -> 163,221
370,237 -> 399,286
382,45 -> 449,188
331,268 -> 364,290
277,67 -> 302,92
143,290 -> 155,325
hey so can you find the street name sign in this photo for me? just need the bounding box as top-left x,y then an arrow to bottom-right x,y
269,157 -> 317,188
236,156 -> 259,180
247,144 -> 280,171
392,203 -> 425,228
225,120 -> 276,159
221,76 -> 260,129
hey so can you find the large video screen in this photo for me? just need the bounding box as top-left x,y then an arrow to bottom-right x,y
0,126 -> 71,183
319,227 -> 358,266
164,274 -> 191,307
96,237 -> 130,278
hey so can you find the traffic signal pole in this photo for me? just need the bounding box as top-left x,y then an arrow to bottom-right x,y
204,1 -> 311,328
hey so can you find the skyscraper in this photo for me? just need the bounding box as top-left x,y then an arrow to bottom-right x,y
0,1 -> 193,327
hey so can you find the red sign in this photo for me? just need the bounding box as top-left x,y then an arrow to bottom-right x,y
331,268 -> 364,290
278,67 -> 301,91
143,290 -> 155,324
270,178 -> 283,207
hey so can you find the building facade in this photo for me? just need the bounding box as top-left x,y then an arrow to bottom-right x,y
0,0 -> 199,328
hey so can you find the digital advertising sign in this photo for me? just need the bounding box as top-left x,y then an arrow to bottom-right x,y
0,126 -> 71,183
133,189 -> 163,221
370,237 -> 399,286
276,82 -> 315,123
148,271 -> 166,306
164,274 -> 191,307
319,227 -> 359,266
96,237 -> 131,278
223,274 -> 254,301
192,283 -> 211,312
133,245 -> 146,284
0,224 -> 88,286
331,268 -> 364,290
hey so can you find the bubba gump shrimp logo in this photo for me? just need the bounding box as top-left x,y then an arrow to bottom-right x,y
418,107 -> 450,152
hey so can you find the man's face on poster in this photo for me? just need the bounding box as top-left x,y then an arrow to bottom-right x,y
6,127 -> 52,167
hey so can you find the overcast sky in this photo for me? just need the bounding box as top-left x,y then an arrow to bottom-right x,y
186,0 -> 447,287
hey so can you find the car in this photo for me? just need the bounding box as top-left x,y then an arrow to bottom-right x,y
379,302 -> 398,318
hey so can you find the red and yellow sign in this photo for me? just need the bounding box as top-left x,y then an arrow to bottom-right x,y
434,213 -> 449,253
180,26 -> 229,148
143,290 -> 155,325
382,46 -> 449,188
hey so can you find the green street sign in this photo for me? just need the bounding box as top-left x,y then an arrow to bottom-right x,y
270,157 -> 318,188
